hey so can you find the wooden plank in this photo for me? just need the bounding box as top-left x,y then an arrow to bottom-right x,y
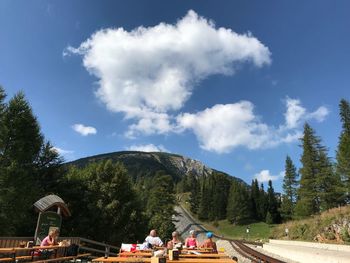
93,257 -> 236,263
118,252 -> 228,259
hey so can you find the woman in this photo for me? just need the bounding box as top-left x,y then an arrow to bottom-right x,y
167,231 -> 182,249
41,229 -> 59,247
201,232 -> 217,252
184,230 -> 199,248
38,229 -> 59,258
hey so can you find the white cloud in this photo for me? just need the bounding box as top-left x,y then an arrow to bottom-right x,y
254,170 -> 284,183
284,97 -> 329,129
53,147 -> 74,155
66,10 -> 271,135
177,101 -> 274,153
72,124 -> 97,136
126,144 -> 169,152
307,106 -> 329,122
176,99 -> 329,153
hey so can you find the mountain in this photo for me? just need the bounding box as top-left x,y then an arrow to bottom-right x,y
66,151 -> 244,183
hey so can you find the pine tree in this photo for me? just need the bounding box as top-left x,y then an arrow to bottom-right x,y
266,180 -> 281,223
0,90 -> 63,235
336,99 -> 350,201
281,156 -> 298,220
198,177 -> 210,220
62,160 -> 146,243
317,148 -> 344,210
250,179 -> 260,220
258,183 -> 268,220
146,172 -> 176,239
295,123 -> 320,217
188,174 -> 200,214
227,181 -> 251,224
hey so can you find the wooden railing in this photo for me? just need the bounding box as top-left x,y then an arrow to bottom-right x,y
0,237 -> 119,257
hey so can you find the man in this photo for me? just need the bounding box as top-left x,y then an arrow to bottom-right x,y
145,229 -> 164,248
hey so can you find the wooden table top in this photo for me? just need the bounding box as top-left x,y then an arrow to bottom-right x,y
93,257 -> 236,263
119,252 -> 228,259
0,245 -> 67,252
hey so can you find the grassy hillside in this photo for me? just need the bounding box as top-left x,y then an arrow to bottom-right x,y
272,206 -> 350,244
179,193 -> 275,242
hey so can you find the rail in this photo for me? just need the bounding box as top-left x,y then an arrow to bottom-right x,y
231,240 -> 286,263
178,205 -> 285,263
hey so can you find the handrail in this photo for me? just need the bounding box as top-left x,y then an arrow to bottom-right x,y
0,236 -> 119,257
79,237 -> 119,250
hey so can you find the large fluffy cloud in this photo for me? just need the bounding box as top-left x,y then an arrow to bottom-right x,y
66,10 -> 271,135
176,99 -> 328,153
177,101 -> 272,153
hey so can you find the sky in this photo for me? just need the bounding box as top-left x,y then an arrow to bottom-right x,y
1,0 -> 350,191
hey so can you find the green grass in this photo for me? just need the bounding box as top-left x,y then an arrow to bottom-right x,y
177,193 -> 275,241
214,220 -> 274,241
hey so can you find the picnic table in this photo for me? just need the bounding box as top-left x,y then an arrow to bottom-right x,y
119,252 -> 228,259
93,257 -> 236,263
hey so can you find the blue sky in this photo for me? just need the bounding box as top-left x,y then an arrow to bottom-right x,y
1,1 -> 349,191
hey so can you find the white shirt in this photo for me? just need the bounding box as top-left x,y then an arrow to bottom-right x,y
145,236 -> 163,246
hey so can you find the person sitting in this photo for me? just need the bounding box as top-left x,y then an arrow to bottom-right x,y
167,231 -> 182,249
145,229 -> 164,248
201,232 -> 217,252
41,229 -> 59,247
184,230 -> 199,248
39,229 -> 59,258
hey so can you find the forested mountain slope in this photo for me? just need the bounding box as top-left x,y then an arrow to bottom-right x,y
66,151 -> 244,183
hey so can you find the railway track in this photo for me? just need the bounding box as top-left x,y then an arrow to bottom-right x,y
176,205 -> 287,263
230,240 -> 286,263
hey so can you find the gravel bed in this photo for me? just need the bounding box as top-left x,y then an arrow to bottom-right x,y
216,240 -> 252,263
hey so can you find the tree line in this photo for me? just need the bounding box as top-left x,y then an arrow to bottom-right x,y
178,98 -> 350,225
0,86 -> 176,244
281,99 -> 350,219
177,172 -> 281,224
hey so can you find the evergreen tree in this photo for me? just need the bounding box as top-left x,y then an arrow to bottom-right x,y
147,172 -> 176,239
258,183 -> 268,220
281,156 -> 298,220
336,99 -> 350,201
0,90 -> 63,235
266,180 -> 281,223
250,179 -> 260,220
317,148 -> 344,210
198,177 -> 210,220
62,160 -> 146,243
188,174 -> 200,214
0,92 -> 44,235
227,181 -> 251,224
295,123 -> 320,217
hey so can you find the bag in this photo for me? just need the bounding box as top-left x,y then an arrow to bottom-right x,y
66,244 -> 79,256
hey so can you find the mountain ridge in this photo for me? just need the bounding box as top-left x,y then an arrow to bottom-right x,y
66,151 -> 245,184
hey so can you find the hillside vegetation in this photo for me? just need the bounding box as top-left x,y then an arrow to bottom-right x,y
272,205 -> 350,244
179,193 -> 275,241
